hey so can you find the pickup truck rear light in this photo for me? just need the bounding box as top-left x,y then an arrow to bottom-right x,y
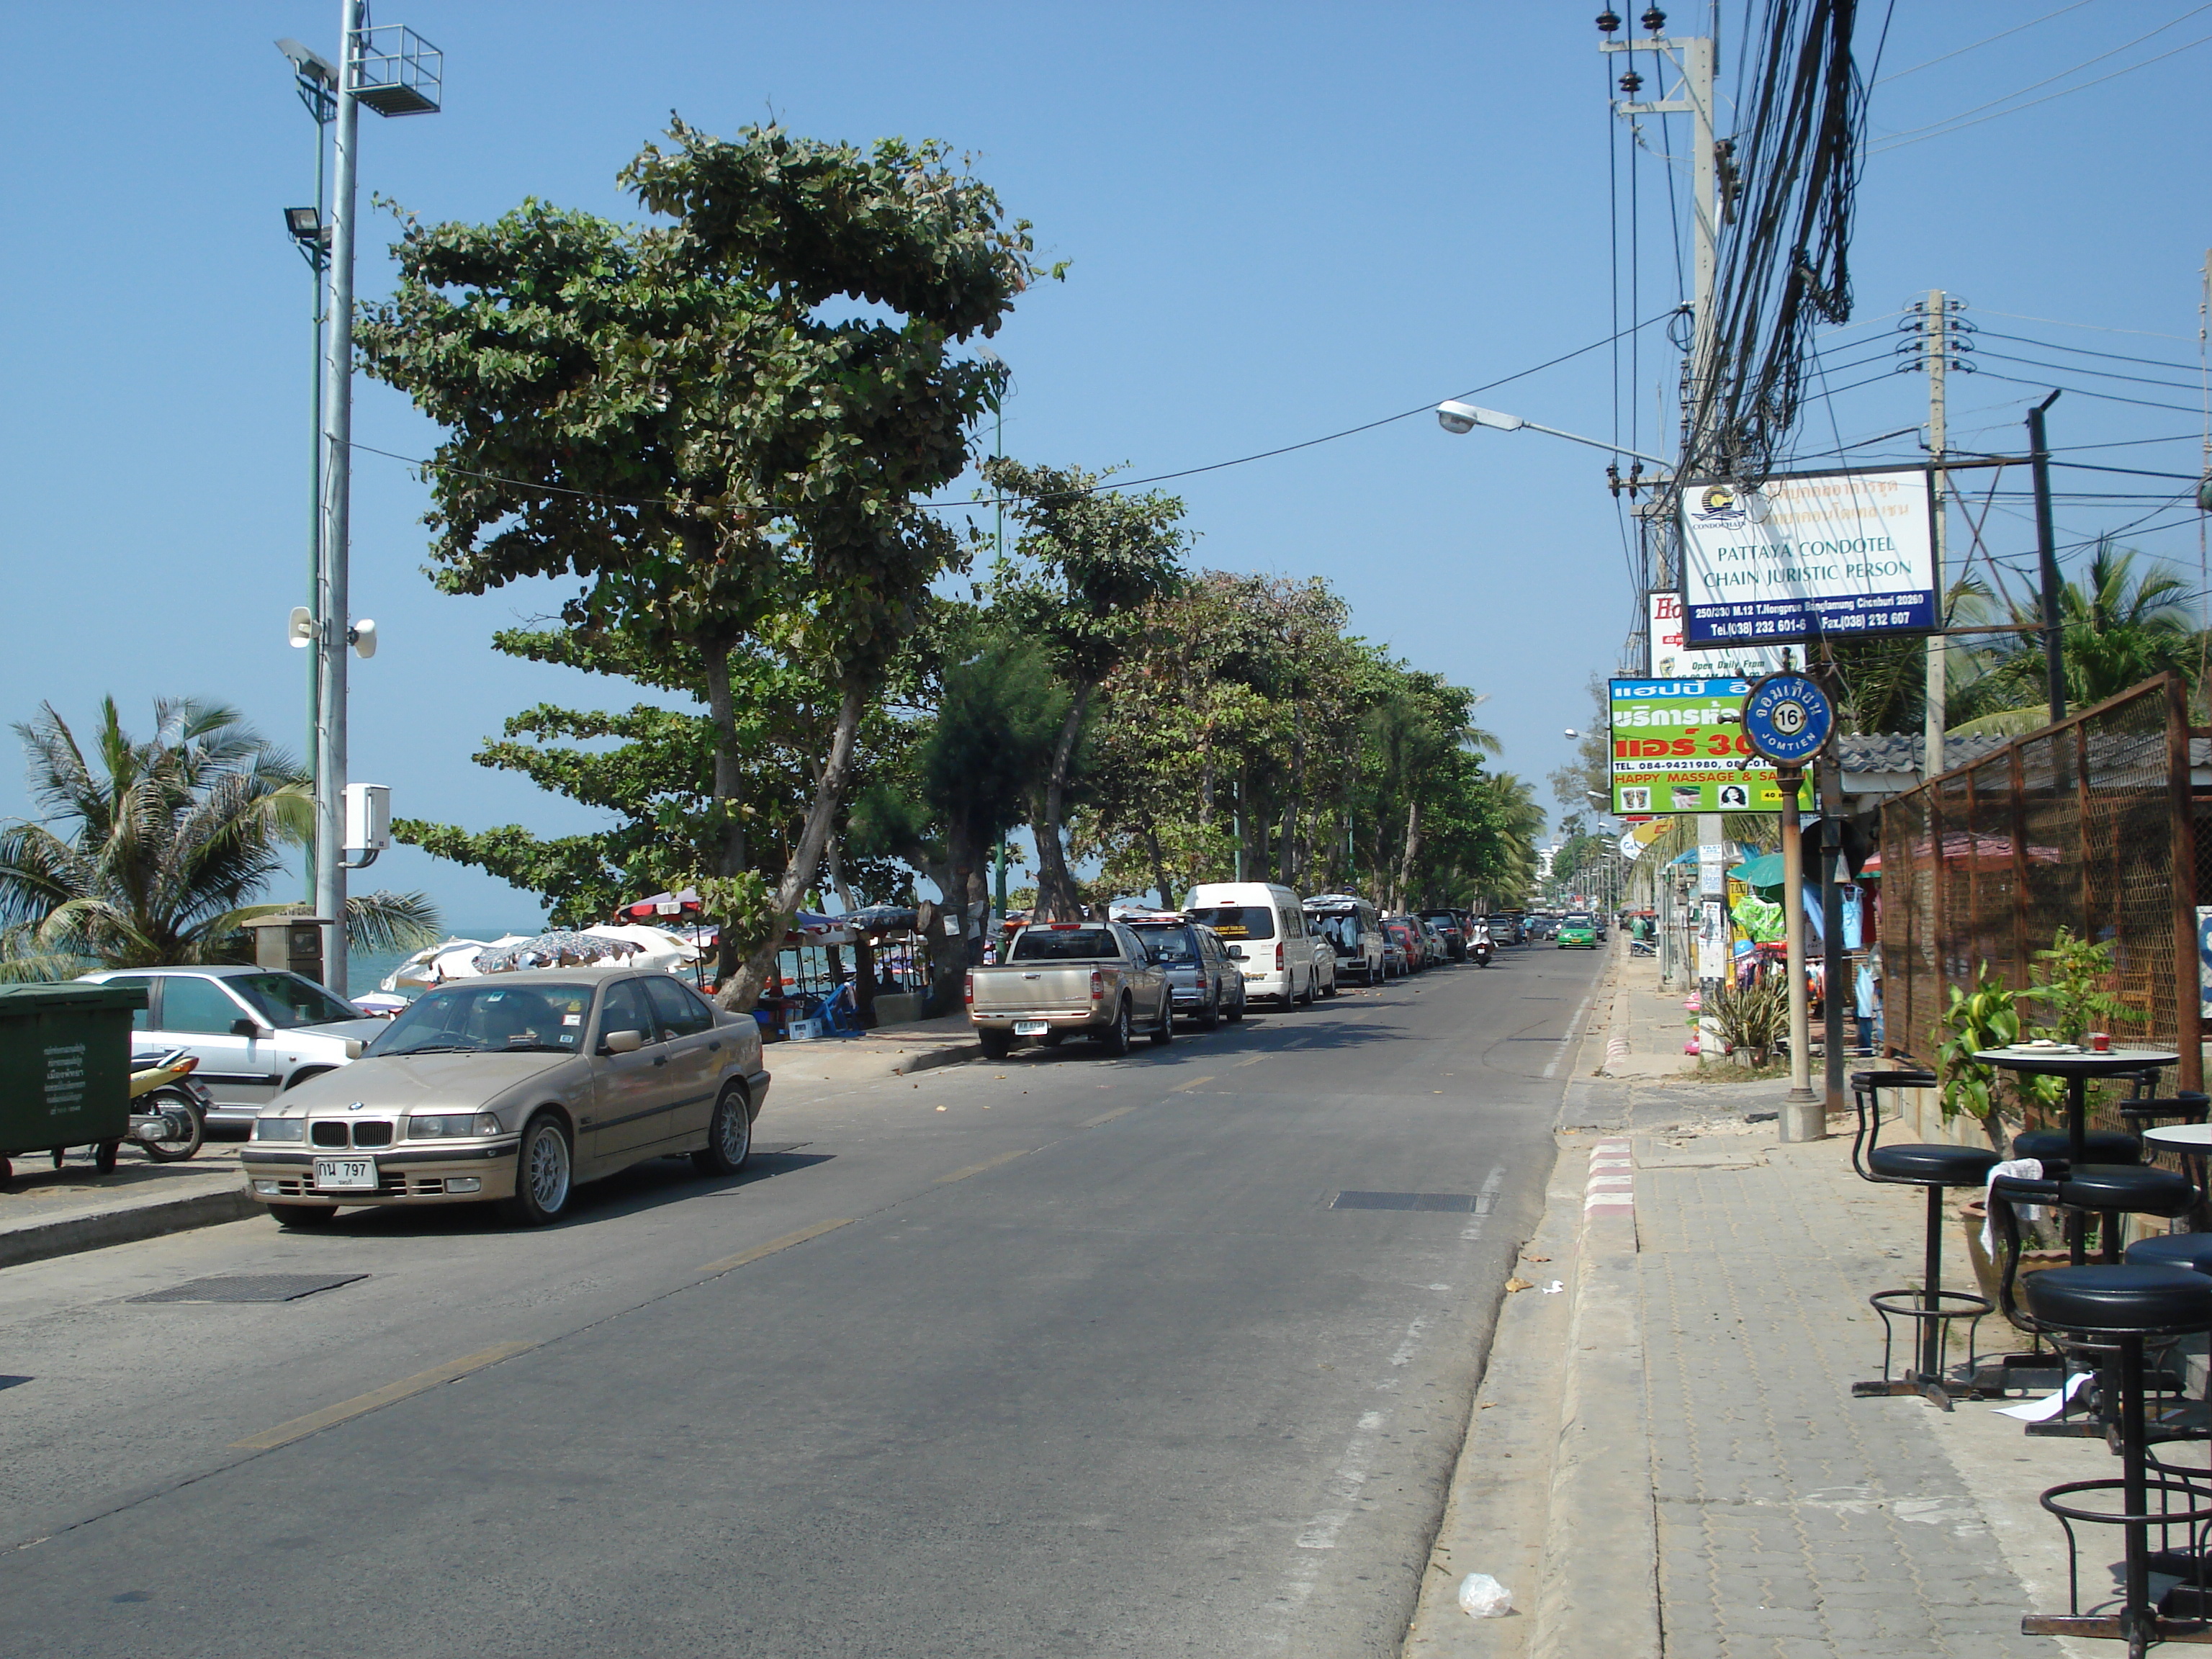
1089,969 -> 1105,1000
1274,943 -> 1284,973
963,971 -> 974,1007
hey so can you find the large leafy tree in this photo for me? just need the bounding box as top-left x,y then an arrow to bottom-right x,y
982,459 -> 1190,918
359,120 -> 1048,1005
0,699 -> 437,977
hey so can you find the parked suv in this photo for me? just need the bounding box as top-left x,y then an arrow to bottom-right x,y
1304,895 -> 1386,986
1485,914 -> 1526,947
1124,915 -> 1246,1029
76,966 -> 385,1136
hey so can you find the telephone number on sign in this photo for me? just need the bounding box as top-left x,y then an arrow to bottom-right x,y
1696,609 -> 1920,639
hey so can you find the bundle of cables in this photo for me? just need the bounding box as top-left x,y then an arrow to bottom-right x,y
1683,0 -> 1872,486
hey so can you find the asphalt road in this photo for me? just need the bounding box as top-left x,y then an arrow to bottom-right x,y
0,943 -> 1605,1658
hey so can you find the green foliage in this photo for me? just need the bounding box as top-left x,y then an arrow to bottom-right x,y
2019,925 -> 2141,1045
1936,963 -> 2061,1124
0,698 -> 437,972
1709,973 -> 1789,1065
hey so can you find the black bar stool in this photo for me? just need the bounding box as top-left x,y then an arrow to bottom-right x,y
1849,1069 -> 1999,1407
1990,1187 -> 2212,1656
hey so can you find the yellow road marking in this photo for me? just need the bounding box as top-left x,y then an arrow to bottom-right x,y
232,1341 -> 537,1451
1169,1074 -> 1216,1092
1082,1103 -> 1143,1128
698,1217 -> 853,1274
935,1148 -> 1031,1184
1233,1053 -> 1269,1068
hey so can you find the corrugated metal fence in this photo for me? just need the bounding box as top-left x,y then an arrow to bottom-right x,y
1879,673 -> 2202,1118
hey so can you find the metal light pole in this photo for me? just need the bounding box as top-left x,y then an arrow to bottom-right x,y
310,3 -> 442,993
278,40 -> 336,912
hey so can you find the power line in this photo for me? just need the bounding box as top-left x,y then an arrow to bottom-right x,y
1967,346 -> 2205,395
346,310 -> 1686,513
1974,307 -> 2197,343
1964,368 -> 2208,418
1972,328 -> 2204,376
1873,17 -> 2212,153
1874,2 -> 2092,84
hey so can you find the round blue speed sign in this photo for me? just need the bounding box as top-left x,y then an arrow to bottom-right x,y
1741,672 -> 1834,764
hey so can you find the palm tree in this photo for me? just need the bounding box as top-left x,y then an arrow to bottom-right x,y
1948,543 -> 2200,736
0,697 -> 439,978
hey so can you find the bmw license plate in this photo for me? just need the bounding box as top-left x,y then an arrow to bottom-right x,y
313,1157 -> 377,1191
1013,1020 -> 1050,1036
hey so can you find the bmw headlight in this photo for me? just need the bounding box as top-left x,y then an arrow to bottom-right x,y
252,1118 -> 305,1142
408,1112 -> 503,1139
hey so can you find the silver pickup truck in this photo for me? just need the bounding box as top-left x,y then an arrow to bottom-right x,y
966,921 -> 1173,1059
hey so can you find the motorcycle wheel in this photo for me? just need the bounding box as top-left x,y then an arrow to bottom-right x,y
139,1090 -> 206,1162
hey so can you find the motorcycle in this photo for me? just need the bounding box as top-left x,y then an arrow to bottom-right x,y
118,1048 -> 209,1164
1471,937 -> 1494,968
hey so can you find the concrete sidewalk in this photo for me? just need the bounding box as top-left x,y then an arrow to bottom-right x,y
1406,947 -> 2118,1658
765,1010 -> 979,1088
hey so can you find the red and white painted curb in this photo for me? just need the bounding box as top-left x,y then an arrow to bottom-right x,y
1584,1138 -> 1634,1218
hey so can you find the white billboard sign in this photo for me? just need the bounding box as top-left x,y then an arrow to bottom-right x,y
1680,466 -> 1936,647
1648,591 -> 1784,679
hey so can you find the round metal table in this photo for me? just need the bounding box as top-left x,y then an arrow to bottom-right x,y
1976,1048 -> 2180,1264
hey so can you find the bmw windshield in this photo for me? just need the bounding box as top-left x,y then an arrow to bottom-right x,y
367,981 -> 595,1057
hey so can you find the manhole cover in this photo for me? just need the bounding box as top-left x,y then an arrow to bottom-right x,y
1331,1190 -> 1493,1214
129,1273 -> 367,1304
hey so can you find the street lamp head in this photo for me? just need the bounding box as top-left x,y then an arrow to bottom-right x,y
1563,729 -> 1578,739
1437,400 -> 1523,435
275,37 -> 338,87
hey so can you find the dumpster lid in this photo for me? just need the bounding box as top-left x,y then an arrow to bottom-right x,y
0,980 -> 149,1013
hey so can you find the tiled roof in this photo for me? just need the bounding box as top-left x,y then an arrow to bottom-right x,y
1835,733 -> 2010,775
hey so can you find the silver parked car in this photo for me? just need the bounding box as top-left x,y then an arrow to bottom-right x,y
1125,917 -> 1247,1029
77,966 -> 386,1136
240,966 -> 770,1228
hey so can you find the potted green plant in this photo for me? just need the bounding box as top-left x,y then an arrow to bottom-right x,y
2018,925 -> 2142,1046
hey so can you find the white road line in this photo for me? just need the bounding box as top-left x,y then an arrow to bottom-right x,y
1462,1163 -> 1505,1241
1540,989 -> 1599,1079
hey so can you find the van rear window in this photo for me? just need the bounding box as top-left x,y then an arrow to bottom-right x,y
1010,928 -> 1118,961
1185,906 -> 1275,940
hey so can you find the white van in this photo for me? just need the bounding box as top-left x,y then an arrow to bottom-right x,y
1182,882 -> 1316,1007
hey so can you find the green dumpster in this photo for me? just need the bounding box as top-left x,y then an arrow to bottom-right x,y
0,981 -> 148,1178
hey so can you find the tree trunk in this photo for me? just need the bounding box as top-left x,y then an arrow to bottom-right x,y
719,683 -> 867,1012
700,644 -> 750,986
1394,798 -> 1422,914
1033,683 -> 1092,920
1144,814 -> 1172,911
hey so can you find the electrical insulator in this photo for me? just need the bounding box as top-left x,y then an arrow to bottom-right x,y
1642,5 -> 1667,31
1619,68 -> 1643,95
1596,8 -> 1621,30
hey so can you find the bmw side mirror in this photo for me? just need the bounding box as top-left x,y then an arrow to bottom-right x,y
601,1028 -> 645,1055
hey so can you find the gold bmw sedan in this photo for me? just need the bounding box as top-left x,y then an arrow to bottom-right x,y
241,966 -> 770,1228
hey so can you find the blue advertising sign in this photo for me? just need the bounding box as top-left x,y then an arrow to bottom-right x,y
1741,673 -> 1835,765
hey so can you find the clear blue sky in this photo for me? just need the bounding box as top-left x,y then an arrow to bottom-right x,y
2,3 -> 2205,929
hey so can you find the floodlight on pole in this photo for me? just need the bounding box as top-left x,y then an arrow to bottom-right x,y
1437,400 -> 1675,471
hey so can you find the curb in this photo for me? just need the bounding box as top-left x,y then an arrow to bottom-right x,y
1528,1138 -> 1656,1659
0,1184 -> 261,1273
889,1042 -> 981,1076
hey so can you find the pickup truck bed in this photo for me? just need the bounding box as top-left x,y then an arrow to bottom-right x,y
967,922 -> 1172,1059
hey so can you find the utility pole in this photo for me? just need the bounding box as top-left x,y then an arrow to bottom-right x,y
2028,390 -> 2066,727
1603,7 -> 1725,1004
1915,290 -> 1958,776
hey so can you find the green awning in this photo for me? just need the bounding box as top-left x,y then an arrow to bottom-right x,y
1729,851 -> 1786,889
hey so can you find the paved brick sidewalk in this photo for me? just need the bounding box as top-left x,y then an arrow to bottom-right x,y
1635,1123 -> 2056,1658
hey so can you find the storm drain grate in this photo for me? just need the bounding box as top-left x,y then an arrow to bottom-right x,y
129,1273 -> 367,1305
1331,1190 -> 1494,1214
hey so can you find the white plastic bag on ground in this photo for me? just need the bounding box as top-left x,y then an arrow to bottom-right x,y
1457,1572 -> 1511,1618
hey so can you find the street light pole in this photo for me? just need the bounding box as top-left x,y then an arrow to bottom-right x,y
2028,390 -> 2067,727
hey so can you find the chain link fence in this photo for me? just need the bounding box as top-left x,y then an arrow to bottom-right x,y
1880,673 -> 2202,1130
